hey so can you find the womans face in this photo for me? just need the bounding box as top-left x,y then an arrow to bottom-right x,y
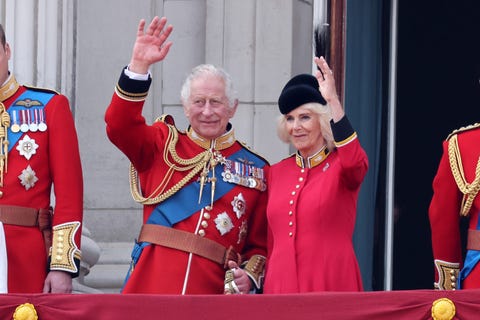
285,105 -> 325,157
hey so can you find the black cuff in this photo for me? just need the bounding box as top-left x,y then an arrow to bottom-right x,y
331,115 -> 355,142
115,66 -> 152,100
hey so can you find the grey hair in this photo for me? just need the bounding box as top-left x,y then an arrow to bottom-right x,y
180,64 -> 238,108
276,102 -> 336,151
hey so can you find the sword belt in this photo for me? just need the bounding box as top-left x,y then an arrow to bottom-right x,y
138,223 -> 242,269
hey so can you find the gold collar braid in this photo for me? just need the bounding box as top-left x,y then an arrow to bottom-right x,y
448,134 -> 480,216
186,126 -> 235,150
0,75 -> 19,102
295,145 -> 330,169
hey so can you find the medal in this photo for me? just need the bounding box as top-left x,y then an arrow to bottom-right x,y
38,109 -> 47,132
20,109 -> 29,132
29,109 -> 38,132
10,110 -> 20,133
16,134 -> 38,160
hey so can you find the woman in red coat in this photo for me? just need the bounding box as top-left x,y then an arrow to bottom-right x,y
263,57 -> 368,293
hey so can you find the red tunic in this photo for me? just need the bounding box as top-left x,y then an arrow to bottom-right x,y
264,118 -> 368,293
0,77 -> 83,293
429,124 -> 480,289
105,71 -> 268,294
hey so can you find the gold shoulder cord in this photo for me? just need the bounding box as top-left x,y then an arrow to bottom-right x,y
130,124 -> 210,205
448,134 -> 480,216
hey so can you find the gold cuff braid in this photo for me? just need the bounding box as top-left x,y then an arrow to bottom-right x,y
242,254 -> 266,289
434,259 -> 459,290
50,222 -> 81,273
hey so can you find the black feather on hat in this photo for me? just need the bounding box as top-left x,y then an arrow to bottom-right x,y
278,74 -> 326,114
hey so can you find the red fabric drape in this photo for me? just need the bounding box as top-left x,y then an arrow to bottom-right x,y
1,289 -> 477,320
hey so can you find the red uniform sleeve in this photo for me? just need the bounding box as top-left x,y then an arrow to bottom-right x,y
428,139 -> 463,283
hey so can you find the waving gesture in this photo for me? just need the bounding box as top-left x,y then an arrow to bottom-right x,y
129,16 -> 173,74
314,56 -> 344,121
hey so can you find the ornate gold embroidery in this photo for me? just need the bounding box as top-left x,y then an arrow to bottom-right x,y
448,134 -> 480,216
50,222 -> 81,273
243,254 -> 266,289
433,259 -> 459,290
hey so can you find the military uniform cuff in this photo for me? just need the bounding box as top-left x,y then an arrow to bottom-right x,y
115,66 -> 152,101
434,259 -> 459,290
49,222 -> 82,275
331,115 -> 358,147
242,254 -> 266,290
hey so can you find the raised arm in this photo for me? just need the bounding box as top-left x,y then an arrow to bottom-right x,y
128,16 -> 173,74
314,56 -> 345,122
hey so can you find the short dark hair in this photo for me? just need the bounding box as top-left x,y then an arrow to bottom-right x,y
0,24 -> 5,47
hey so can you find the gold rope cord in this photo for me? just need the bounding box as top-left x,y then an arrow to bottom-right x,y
448,134 -> 480,216
0,103 -> 10,187
130,124 -> 210,205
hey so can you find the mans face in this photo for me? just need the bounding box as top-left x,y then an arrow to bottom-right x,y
184,74 -> 237,140
0,42 -> 10,85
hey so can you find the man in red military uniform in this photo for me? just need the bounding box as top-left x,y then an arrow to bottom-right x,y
429,123 -> 480,289
0,24 -> 83,293
105,16 -> 268,294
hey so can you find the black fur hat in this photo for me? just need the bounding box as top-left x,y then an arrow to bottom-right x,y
278,74 -> 326,114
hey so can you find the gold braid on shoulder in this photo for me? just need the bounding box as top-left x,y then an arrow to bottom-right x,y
448,134 -> 480,216
130,124 -> 210,205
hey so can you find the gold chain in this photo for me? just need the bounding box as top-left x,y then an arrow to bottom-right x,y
448,134 -> 480,216
129,124 -> 210,205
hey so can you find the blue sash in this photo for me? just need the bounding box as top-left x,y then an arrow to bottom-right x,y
122,147 -> 267,288
146,147 -> 266,226
7,90 -> 54,151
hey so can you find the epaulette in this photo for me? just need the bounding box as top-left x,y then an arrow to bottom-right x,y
153,114 -> 186,135
154,114 -> 176,125
238,140 -> 270,165
446,123 -> 480,141
24,85 -> 59,95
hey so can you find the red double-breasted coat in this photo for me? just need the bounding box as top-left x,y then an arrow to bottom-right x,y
105,69 -> 268,294
0,75 -> 83,293
264,117 -> 368,293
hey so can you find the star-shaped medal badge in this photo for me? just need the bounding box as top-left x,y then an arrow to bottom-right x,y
16,135 -> 39,160
18,165 -> 38,190
231,193 -> 246,219
214,212 -> 234,235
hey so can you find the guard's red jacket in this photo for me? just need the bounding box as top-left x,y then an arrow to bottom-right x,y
429,124 -> 480,289
105,69 -> 268,294
0,75 -> 83,293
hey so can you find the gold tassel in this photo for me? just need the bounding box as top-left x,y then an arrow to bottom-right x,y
0,103 -> 10,187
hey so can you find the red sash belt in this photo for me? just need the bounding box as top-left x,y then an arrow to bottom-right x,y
138,224 -> 241,268
467,229 -> 480,250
